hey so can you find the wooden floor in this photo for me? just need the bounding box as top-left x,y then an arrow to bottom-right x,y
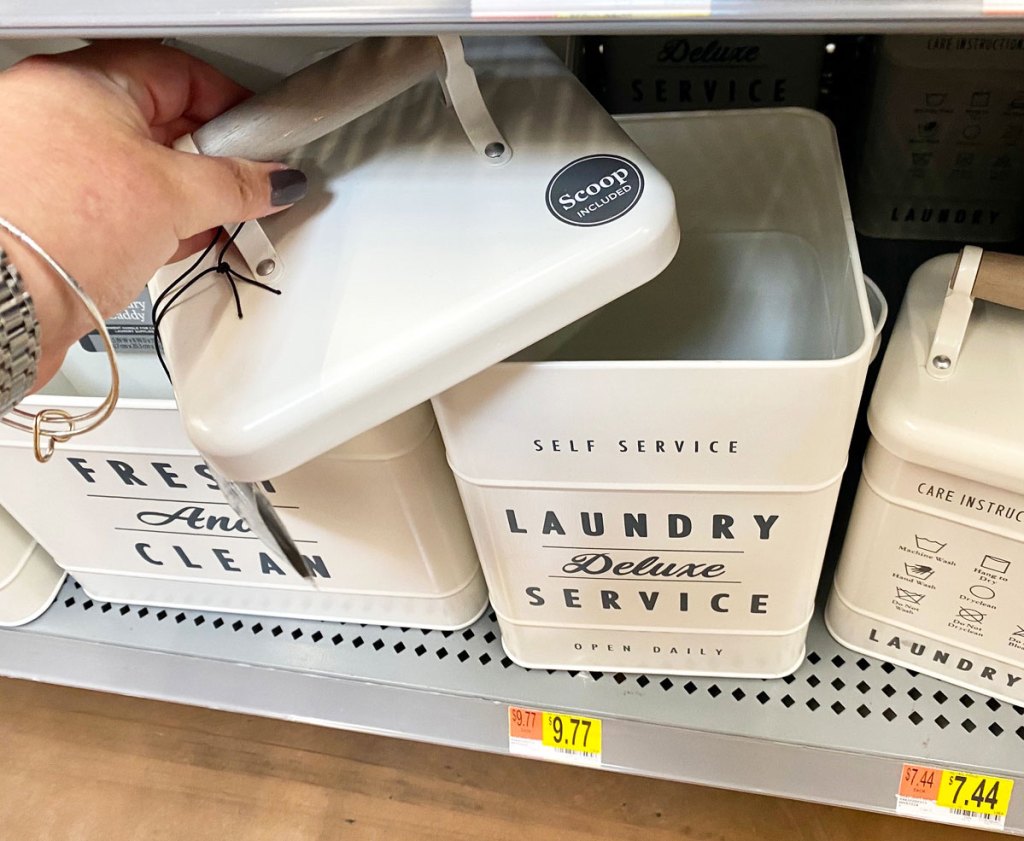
0,677 -> 991,840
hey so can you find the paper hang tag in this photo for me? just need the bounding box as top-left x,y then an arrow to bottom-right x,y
79,288 -> 155,354
154,37 -> 680,482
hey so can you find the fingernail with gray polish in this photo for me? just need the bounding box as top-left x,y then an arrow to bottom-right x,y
270,169 -> 308,206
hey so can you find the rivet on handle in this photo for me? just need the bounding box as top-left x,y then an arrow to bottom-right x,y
925,246 -> 984,381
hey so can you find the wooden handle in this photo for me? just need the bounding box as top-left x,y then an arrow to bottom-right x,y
191,37 -> 445,161
974,251 -> 1024,311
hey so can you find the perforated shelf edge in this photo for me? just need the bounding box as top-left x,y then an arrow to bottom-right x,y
0,576 -> 1022,829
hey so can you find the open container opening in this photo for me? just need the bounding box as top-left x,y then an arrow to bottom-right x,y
515,109 -> 867,365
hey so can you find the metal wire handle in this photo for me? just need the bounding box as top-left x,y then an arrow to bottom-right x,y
0,215 -> 119,462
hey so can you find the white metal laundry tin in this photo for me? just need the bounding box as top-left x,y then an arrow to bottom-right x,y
0,362 -> 487,629
827,251 -> 1024,704
853,35 -> 1024,243
0,506 -> 64,627
433,109 -> 877,677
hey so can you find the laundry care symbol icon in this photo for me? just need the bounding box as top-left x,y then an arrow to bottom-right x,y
915,536 -> 946,553
896,587 -> 925,604
969,584 -> 996,601
1014,626 -> 1024,638
904,563 -> 935,580
958,607 -> 986,624
980,555 -> 1011,575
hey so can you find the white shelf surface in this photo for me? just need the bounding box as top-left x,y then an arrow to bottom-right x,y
1,576 -> 1022,830
0,1 -> 1022,36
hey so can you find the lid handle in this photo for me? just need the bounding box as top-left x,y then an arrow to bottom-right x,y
190,37 -> 446,161
974,251 -> 1024,311
179,36 -> 511,166
927,246 -> 1023,380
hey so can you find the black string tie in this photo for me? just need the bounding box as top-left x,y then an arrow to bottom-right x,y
153,222 -> 282,380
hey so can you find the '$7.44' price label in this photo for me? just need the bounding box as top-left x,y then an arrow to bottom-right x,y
508,706 -> 602,766
898,763 -> 1014,829
936,770 -> 1008,813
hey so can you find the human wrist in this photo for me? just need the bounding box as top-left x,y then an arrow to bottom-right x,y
0,240 -> 39,414
0,227 -> 85,390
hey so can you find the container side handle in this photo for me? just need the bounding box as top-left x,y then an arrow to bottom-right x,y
437,35 -> 512,164
172,134 -> 284,285
926,246 -> 982,380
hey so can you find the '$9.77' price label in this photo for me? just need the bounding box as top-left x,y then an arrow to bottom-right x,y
542,711 -> 600,754
508,706 -> 602,766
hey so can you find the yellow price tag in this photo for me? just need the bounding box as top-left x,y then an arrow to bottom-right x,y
936,770 -> 1014,817
541,711 -> 602,755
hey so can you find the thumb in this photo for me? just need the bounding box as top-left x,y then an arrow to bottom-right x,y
164,149 -> 308,238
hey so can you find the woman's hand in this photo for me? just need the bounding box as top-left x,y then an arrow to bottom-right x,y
0,40 -> 307,387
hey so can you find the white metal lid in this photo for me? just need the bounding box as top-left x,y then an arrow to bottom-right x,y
869,253 -> 1024,494
155,38 -> 679,481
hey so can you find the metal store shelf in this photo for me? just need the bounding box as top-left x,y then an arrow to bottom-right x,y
1,0 -> 1023,36
1,8 -> 1022,831
0,576 -> 1022,829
